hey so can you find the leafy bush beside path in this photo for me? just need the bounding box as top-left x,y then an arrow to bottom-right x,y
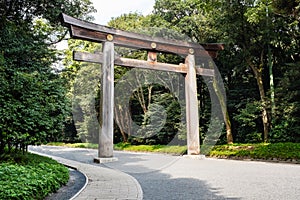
0,151 -> 69,200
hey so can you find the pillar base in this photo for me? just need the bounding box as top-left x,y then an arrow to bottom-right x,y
183,155 -> 206,160
93,157 -> 118,164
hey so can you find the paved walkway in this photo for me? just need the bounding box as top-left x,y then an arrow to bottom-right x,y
29,146 -> 143,200
30,145 -> 300,200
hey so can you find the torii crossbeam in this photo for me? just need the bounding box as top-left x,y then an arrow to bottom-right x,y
61,13 -> 224,161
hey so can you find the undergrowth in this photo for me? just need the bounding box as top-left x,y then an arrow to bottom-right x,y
0,150 -> 69,200
208,142 -> 300,161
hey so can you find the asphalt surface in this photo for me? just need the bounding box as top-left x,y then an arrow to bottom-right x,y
30,145 -> 300,200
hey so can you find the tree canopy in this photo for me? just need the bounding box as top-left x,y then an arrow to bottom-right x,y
0,0 -> 95,153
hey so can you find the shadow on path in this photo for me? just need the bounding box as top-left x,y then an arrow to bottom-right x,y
102,152 -> 240,200
131,170 -> 240,200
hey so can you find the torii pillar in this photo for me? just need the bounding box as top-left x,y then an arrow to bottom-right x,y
97,41 -> 116,161
185,54 -> 200,155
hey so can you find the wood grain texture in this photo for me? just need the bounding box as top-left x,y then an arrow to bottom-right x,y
73,51 -> 215,76
99,42 -> 114,158
61,13 -> 224,58
185,54 -> 200,155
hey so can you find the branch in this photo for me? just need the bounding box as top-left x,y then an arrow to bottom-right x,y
246,57 -> 258,78
46,30 -> 69,46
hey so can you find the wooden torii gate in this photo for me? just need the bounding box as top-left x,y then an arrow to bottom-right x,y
61,14 -> 224,161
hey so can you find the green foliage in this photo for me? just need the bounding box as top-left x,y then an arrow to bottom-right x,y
47,142 -> 187,155
209,143 -> 300,161
153,0 -> 221,42
270,63 -> 300,142
0,151 -> 69,200
47,142 -> 98,149
0,0 -> 95,152
272,0 -> 300,17
130,89 -> 185,145
233,101 -> 263,142
114,143 -> 187,155
70,63 -> 101,143
0,20 -> 69,152
61,24 -> 102,144
211,0 -> 299,143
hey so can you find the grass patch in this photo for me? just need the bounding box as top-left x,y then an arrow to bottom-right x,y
46,142 -> 300,162
0,150 -> 69,200
114,143 -> 187,155
208,142 -> 300,161
47,142 -> 98,149
48,142 -> 187,155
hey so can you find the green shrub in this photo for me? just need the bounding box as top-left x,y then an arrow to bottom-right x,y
208,143 -> 300,161
0,151 -> 69,200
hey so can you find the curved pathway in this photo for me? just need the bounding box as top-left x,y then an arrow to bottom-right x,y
30,145 -> 300,200
29,146 -> 143,200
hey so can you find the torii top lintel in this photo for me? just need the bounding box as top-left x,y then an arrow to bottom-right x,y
61,13 -> 224,58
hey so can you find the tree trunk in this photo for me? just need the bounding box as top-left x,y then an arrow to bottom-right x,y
210,62 -> 233,144
114,106 -> 128,142
225,112 -> 233,144
247,56 -> 269,142
268,46 -> 275,119
256,73 -> 269,142
213,80 -> 233,144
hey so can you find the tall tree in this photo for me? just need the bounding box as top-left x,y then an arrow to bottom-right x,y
0,0 -> 95,153
215,0 -> 300,142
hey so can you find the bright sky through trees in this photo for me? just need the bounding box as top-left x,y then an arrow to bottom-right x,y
92,0 -> 155,25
